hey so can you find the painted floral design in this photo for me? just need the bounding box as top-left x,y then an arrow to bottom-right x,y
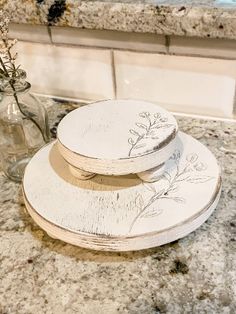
128,112 -> 173,157
129,150 -> 213,232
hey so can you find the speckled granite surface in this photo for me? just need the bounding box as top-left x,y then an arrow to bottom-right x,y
0,97 -> 235,313
1,0 -> 236,39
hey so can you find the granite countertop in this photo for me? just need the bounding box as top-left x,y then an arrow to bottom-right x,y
1,0 -> 236,39
0,97 -> 235,313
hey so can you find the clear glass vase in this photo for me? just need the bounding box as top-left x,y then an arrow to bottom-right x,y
0,71 -> 50,182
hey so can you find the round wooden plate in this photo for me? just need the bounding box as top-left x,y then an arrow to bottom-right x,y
57,100 -> 178,175
23,132 -> 221,251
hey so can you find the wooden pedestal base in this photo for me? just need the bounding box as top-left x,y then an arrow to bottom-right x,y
68,165 -> 96,180
137,163 -> 165,182
69,162 -> 165,183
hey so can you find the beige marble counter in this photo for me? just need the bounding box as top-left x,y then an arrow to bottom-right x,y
1,0 -> 236,39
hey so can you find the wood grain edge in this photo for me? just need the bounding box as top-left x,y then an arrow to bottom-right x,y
57,134 -> 178,175
22,177 -> 222,251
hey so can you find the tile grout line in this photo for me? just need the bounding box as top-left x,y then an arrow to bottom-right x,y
47,26 -> 53,44
165,35 -> 170,54
173,111 -> 236,122
232,82 -> 236,117
111,50 -> 117,99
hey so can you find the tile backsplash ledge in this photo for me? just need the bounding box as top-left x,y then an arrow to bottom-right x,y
8,23 -> 236,63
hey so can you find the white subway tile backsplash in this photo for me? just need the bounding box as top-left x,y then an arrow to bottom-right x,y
9,24 -> 51,44
16,42 -> 115,100
114,51 -> 236,118
51,27 -> 166,53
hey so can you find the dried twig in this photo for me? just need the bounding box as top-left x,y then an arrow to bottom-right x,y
0,10 -> 47,142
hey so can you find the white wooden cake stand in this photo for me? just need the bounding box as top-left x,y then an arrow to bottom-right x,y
57,100 -> 178,182
23,132 -> 221,251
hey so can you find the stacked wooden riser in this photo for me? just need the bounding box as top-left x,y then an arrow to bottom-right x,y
23,100 -> 221,251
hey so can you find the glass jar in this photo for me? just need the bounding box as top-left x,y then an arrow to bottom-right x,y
0,71 -> 50,182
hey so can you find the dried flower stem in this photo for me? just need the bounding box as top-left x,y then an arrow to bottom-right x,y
0,11 -> 47,142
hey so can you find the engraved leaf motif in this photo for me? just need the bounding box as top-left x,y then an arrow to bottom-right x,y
144,183 -> 156,193
139,112 -> 150,118
140,208 -> 163,218
194,162 -> 207,171
154,113 -> 161,119
170,149 -> 181,160
133,143 -> 146,150
129,129 -> 140,137
152,189 -> 166,200
186,153 -> 198,163
148,129 -> 157,136
129,145 -> 214,233
136,123 -> 148,130
186,176 -> 213,183
176,175 -> 191,182
170,197 -> 185,203
128,138 -> 134,145
135,195 -> 144,209
168,185 -> 179,194
163,172 -> 171,182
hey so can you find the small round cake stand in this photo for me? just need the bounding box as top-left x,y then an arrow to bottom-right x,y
23,132 -> 221,252
57,100 -> 178,183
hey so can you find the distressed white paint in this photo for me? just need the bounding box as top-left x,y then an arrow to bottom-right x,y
137,163 -> 165,183
57,99 -> 178,175
23,132 -> 221,251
